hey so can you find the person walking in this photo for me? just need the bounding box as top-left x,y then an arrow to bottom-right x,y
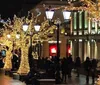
84,57 -> 91,84
67,55 -> 74,78
91,58 -> 97,84
75,56 -> 81,77
61,58 -> 68,83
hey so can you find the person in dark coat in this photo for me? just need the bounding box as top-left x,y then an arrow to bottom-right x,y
75,56 -> 81,77
61,58 -> 68,83
67,55 -> 74,78
91,59 -> 97,84
84,57 -> 91,84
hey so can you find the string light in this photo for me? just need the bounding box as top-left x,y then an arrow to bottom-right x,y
44,0 -> 100,24
0,12 -> 56,74
80,0 -> 100,24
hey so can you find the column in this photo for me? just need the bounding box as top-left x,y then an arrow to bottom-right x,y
82,40 -> 85,62
94,41 -> 97,59
74,40 -> 79,59
66,39 -> 69,57
79,41 -> 82,60
90,40 -> 97,59
82,11 -> 85,62
88,15 -> 91,34
76,40 -> 79,57
70,40 -> 72,55
60,35 -> 66,58
97,41 -> 100,59
70,15 -> 73,34
90,41 -> 94,59
42,41 -> 49,58
72,40 -> 75,61
95,22 -> 98,33
84,41 -> 90,60
84,41 -> 87,60
76,12 -> 79,57
87,41 -> 90,58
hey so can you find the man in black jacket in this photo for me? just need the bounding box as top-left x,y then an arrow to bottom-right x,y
84,57 -> 91,84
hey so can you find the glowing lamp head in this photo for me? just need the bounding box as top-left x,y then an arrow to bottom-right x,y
34,25 -> 40,32
63,11 -> 71,20
16,34 -> 20,39
45,10 -> 54,20
7,34 -> 11,39
22,24 -> 29,32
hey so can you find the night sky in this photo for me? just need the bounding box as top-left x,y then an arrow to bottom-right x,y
0,0 -> 41,19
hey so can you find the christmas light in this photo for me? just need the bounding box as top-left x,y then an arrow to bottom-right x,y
0,12 -> 56,74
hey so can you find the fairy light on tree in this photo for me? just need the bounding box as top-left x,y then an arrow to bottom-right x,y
0,12 -> 56,74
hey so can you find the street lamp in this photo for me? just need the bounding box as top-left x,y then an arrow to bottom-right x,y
62,11 -> 71,20
22,23 -> 40,68
22,24 -> 40,46
7,34 -> 11,39
34,25 -> 40,32
62,11 -> 71,57
22,24 -> 29,32
16,33 -> 20,39
34,25 -> 41,57
45,9 -> 71,57
45,10 -> 54,20
46,8 -> 71,83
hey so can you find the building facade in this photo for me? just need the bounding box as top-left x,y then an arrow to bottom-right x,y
31,0 -> 100,61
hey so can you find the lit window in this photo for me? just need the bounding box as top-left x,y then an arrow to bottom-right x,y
79,31 -> 82,35
73,31 -> 77,35
98,31 -> 100,34
79,39 -> 82,42
74,12 -> 77,30
91,30 -> 95,34
84,31 -> 88,35
79,12 -> 82,29
85,11 -> 88,29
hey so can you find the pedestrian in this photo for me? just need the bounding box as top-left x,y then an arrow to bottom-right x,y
75,56 -> 81,77
91,58 -> 97,84
84,57 -> 91,84
61,58 -> 68,83
67,55 -> 74,78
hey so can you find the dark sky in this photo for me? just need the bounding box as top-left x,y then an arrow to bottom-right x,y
0,0 -> 42,19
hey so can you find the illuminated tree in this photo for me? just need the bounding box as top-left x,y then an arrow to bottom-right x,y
1,13 -> 56,74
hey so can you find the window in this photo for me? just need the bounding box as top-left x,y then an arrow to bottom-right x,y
79,12 -> 82,29
85,11 -> 88,29
74,12 -> 77,30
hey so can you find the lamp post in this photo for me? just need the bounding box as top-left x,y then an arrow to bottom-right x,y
22,23 -> 40,68
46,8 -> 71,83
62,11 -> 71,57
46,10 -> 71,56
45,10 -> 61,83
22,24 -> 40,46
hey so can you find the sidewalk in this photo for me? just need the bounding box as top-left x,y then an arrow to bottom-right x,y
11,73 -> 96,85
56,72 -> 96,85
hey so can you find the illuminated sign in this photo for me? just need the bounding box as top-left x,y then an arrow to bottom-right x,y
49,44 -> 57,56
